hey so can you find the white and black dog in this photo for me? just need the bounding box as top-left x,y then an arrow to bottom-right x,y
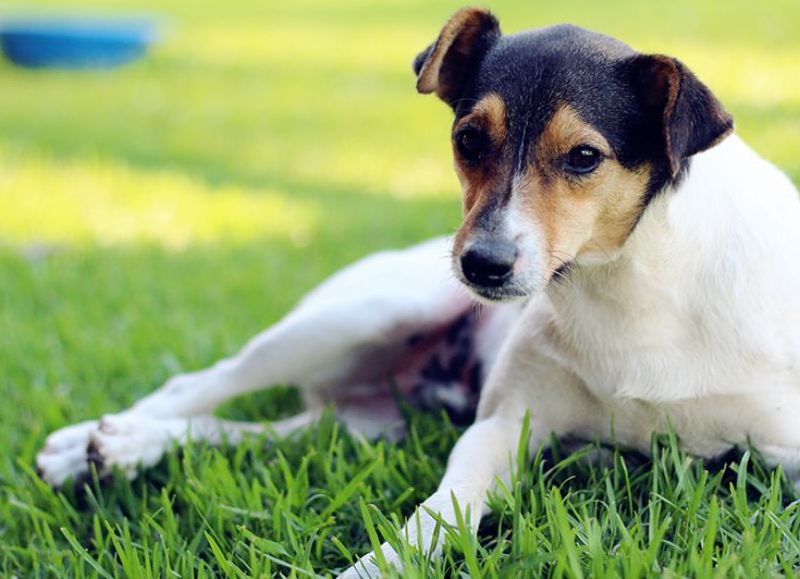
37,8 -> 800,577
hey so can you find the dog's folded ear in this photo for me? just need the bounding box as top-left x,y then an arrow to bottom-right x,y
414,7 -> 501,107
629,55 -> 734,177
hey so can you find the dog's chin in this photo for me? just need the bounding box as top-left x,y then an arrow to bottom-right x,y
461,281 -> 533,305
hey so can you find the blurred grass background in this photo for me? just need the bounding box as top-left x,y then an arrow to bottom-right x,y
1,0 -> 799,576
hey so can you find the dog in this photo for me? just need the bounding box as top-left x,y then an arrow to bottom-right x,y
36,7 -> 800,577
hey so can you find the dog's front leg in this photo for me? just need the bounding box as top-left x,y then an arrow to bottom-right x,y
339,414 -> 529,578
339,308 -> 603,578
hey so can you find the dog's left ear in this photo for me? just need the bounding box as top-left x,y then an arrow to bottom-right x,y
414,7 -> 501,107
628,54 -> 734,177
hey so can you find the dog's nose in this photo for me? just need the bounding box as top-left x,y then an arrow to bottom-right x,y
460,240 -> 517,287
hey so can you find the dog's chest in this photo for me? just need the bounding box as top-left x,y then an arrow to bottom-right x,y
546,276 -> 749,402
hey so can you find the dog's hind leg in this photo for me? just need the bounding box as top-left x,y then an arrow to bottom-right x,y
82,411 -> 320,481
37,236 -> 472,486
125,236 -> 467,418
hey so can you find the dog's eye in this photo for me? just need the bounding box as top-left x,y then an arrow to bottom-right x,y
455,126 -> 487,162
564,145 -> 603,175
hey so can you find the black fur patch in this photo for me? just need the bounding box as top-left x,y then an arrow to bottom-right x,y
416,19 -> 733,212
407,312 -> 482,425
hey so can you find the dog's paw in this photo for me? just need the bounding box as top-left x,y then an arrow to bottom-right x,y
337,559 -> 384,579
337,546 -> 402,579
36,419 -> 100,487
86,415 -> 180,480
36,414 -> 180,487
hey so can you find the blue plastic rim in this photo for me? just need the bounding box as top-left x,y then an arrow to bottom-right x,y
0,16 -> 161,69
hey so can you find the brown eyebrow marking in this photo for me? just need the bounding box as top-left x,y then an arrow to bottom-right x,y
454,92 -> 507,146
535,104 -> 613,165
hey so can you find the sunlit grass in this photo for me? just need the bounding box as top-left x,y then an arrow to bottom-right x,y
1,0 -> 799,576
1,1 -> 798,251
0,148 -> 319,248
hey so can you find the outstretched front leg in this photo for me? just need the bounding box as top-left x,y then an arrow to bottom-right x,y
339,306 -> 607,577
37,237 -> 471,487
338,414 -> 528,579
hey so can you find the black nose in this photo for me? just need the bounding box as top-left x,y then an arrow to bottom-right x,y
460,240 -> 517,288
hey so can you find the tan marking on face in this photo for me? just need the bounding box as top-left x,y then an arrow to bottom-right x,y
452,93 -> 508,257
468,93 -> 506,145
521,105 -> 651,275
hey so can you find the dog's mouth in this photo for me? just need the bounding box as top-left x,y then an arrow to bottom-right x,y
459,278 -> 531,304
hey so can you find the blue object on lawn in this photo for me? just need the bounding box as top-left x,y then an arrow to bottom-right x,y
0,16 -> 160,69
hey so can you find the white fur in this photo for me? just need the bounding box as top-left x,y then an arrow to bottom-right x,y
37,134 -> 800,577
341,135 -> 800,577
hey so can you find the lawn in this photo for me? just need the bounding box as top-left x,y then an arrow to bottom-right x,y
2,0 -> 800,576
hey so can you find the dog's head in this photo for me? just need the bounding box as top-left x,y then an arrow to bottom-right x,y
415,8 -> 733,303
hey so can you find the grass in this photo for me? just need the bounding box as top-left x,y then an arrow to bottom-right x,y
1,0 -> 799,576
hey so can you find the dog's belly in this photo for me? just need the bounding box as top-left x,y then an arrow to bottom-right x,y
330,306 -> 516,433
395,310 -> 485,423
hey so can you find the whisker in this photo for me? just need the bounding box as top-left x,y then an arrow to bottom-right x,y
471,300 -> 485,321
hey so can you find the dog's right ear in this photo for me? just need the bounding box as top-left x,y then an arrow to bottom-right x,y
414,7 -> 501,107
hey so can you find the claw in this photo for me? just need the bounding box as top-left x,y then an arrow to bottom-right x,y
86,439 -> 105,473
